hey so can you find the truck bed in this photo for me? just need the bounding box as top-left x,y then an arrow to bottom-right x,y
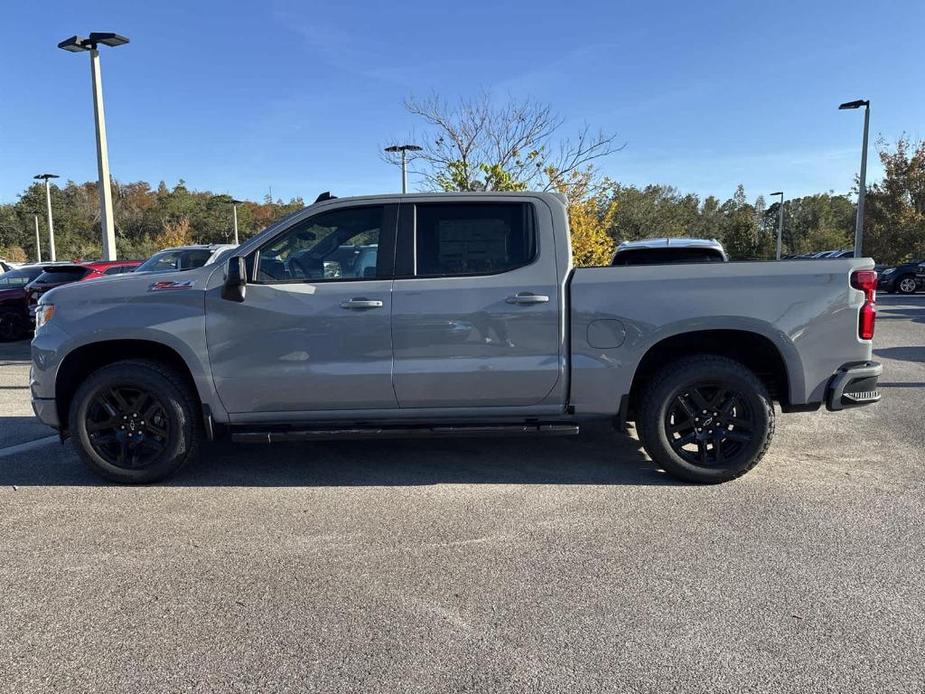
568,258 -> 875,415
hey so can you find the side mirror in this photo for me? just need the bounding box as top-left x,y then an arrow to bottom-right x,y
221,256 -> 247,302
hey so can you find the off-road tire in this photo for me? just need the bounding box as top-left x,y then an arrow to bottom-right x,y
637,355 -> 775,484
69,359 -> 201,484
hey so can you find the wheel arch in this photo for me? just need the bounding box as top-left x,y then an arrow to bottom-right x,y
626,328 -> 799,421
55,339 -> 205,431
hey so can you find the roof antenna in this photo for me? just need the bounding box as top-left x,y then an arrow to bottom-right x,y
314,191 -> 337,203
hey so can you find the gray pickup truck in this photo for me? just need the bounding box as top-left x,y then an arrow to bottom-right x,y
30,192 -> 881,484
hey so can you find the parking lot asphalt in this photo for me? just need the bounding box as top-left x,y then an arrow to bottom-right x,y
0,296 -> 923,693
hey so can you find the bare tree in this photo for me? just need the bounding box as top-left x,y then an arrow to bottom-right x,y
383,92 -> 622,193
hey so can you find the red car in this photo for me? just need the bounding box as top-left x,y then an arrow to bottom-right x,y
25,260 -> 142,325
0,265 -> 45,341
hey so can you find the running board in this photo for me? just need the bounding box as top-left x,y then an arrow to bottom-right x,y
230,423 -> 580,444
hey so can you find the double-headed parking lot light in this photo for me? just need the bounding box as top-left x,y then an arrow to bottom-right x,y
384,144 -> 422,194
58,32 -> 130,261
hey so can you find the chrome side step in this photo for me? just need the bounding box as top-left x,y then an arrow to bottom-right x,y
230,423 -> 580,444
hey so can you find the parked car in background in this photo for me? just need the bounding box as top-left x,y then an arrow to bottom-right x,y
135,244 -> 236,274
24,260 -> 142,324
612,238 -> 728,265
878,259 -> 925,294
0,265 -> 44,340
83,259 -> 143,277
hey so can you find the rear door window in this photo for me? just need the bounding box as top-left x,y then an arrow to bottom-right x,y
411,202 -> 536,277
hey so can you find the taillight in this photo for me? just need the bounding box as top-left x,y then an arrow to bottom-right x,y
851,270 -> 877,340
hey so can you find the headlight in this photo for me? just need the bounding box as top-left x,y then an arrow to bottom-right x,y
35,304 -> 55,329
881,267 -> 895,275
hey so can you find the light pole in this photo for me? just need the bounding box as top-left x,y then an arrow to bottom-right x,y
838,99 -> 870,257
770,191 -> 784,260
384,144 -> 422,193
34,173 -> 59,261
34,215 -> 42,263
59,32 -> 130,261
230,199 -> 243,245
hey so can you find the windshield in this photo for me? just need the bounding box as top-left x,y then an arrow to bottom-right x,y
0,267 -> 43,287
137,249 -> 214,273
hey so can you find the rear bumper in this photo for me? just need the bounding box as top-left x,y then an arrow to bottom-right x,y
826,361 -> 882,412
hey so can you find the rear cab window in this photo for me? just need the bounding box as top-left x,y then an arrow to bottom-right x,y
33,268 -> 90,284
0,268 -> 43,287
612,247 -> 726,266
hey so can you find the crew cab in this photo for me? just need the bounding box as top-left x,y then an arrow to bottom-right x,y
30,192 -> 881,484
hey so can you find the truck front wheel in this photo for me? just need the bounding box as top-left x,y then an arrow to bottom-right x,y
69,359 -> 201,484
637,355 -> 775,483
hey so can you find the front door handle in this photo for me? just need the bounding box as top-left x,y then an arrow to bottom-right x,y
506,292 -> 550,305
341,297 -> 384,309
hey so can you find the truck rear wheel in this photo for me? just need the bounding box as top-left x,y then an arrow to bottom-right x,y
69,359 -> 201,484
637,355 -> 774,483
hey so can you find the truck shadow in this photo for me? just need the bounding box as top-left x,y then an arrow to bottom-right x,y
0,340 -> 32,364
179,424 -> 673,487
0,420 -> 675,487
874,346 -> 925,364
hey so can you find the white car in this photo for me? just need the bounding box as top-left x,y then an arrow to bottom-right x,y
612,238 -> 728,265
134,244 -> 236,274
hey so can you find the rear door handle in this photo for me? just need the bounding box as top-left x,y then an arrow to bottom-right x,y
340,297 -> 384,309
506,292 -> 550,305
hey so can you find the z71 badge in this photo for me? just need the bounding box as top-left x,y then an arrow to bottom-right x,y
148,280 -> 195,292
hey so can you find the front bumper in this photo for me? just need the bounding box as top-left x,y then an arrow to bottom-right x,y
826,361 -> 882,411
31,396 -> 61,429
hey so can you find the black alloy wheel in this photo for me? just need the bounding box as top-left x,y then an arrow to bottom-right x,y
664,384 -> 755,468
85,385 -> 171,469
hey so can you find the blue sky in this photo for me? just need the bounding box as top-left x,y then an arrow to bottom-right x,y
1,0 -> 922,205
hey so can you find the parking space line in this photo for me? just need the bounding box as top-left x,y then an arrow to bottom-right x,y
0,435 -> 60,459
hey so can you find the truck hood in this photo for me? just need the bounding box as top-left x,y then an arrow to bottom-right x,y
40,265 -> 214,306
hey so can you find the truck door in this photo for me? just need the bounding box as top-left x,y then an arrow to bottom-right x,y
205,203 -> 398,415
391,199 -> 563,408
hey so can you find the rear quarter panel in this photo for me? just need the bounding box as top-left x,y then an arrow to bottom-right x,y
569,258 -> 875,414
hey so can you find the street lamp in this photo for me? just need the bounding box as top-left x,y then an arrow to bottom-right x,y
58,32 -> 130,261
384,144 -> 422,193
770,191 -> 784,260
230,199 -> 243,245
33,173 -> 59,261
838,99 -> 870,257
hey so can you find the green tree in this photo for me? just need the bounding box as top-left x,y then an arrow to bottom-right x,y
864,136 -> 925,263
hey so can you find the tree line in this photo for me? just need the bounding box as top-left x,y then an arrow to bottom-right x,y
2,95 -> 922,266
